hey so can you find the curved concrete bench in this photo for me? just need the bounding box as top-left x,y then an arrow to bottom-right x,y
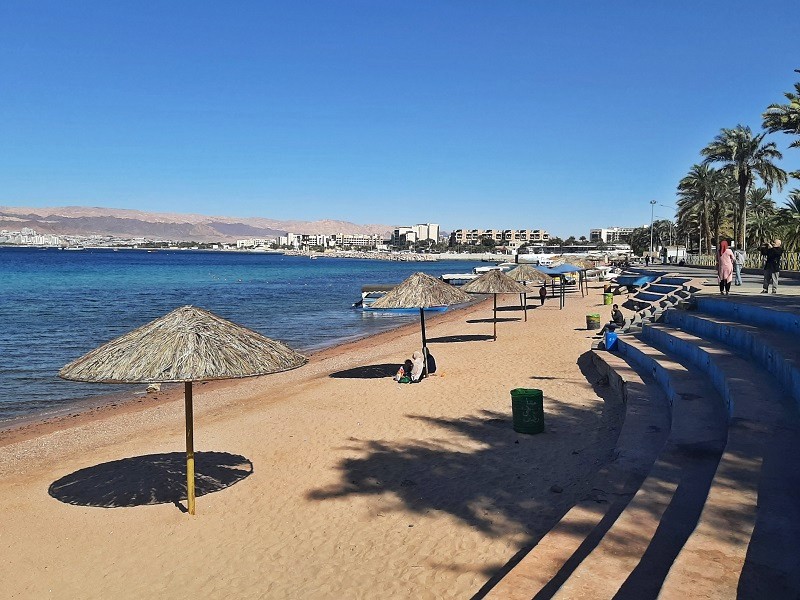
662,308 -> 800,409
548,336 -> 727,599
639,323 -> 800,597
481,351 -> 670,600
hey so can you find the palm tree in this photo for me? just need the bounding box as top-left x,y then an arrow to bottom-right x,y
779,190 -> 800,251
708,172 -> 737,251
763,80 -> 800,152
677,164 -> 716,253
701,125 -> 787,250
747,187 -> 776,217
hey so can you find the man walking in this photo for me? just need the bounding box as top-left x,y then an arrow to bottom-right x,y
760,239 -> 783,294
733,245 -> 746,286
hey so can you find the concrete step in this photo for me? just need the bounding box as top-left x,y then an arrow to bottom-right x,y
662,307 -> 800,409
696,295 -> 800,337
639,323 -> 799,598
549,337 -> 727,599
481,351 -> 671,600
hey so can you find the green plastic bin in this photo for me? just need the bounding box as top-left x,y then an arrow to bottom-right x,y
603,292 -> 613,305
511,388 -> 544,434
586,313 -> 601,330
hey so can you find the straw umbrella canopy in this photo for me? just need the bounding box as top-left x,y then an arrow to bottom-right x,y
59,305 -> 307,515
505,264 -> 547,322
369,272 -> 471,375
462,270 -> 527,339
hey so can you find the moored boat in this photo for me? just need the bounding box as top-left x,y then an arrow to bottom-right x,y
352,284 -> 449,312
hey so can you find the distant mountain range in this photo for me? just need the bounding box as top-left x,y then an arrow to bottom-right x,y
0,206 -> 393,242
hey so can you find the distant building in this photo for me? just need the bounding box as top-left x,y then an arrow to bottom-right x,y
449,228 -> 549,247
275,232 -> 384,249
589,227 -> 636,244
392,224 -> 439,247
237,238 -> 273,249
0,228 -> 61,246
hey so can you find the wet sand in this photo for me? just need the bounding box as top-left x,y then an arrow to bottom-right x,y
0,286 -> 623,599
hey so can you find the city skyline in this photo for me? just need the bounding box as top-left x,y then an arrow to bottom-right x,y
1,2 -> 798,236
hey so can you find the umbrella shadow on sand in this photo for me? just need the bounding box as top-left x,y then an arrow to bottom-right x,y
49,451 -> 253,511
330,364 -> 400,379
466,317 -> 521,324
427,334 -> 495,343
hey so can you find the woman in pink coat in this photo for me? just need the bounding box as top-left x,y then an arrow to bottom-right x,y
717,240 -> 735,295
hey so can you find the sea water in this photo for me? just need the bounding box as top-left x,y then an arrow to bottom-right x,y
0,247 -> 483,423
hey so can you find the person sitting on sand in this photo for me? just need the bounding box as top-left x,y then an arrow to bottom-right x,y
394,359 -> 413,383
410,351 -> 425,382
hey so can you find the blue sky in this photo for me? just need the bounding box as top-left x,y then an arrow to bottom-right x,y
1,2 -> 798,236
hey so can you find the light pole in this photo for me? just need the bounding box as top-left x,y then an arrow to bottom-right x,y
649,199 -> 657,254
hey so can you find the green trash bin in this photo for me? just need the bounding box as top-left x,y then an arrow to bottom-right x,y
586,313 -> 601,330
511,388 -> 544,434
603,292 -> 613,305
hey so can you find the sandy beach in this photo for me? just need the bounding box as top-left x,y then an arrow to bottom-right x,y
0,286 -> 623,599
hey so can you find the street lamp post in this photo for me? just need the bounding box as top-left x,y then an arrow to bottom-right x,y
649,199 -> 657,254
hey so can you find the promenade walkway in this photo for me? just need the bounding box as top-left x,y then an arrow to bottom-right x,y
479,267 -> 800,599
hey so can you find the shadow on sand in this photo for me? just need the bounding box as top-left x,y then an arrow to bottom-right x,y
49,451 -> 253,510
466,317 -> 521,324
330,363 -> 399,379
428,334 -> 495,343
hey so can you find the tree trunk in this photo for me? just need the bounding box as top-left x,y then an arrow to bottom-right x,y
738,176 -> 748,250
702,198 -> 712,255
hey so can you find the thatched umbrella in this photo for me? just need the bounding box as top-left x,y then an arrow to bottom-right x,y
462,270 -> 527,340
369,272 -> 471,376
507,264 -> 556,321
59,305 -> 307,515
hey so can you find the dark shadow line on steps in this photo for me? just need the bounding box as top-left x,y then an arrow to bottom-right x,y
612,446 -> 722,600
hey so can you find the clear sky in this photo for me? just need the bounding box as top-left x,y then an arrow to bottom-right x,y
1,1 -> 798,236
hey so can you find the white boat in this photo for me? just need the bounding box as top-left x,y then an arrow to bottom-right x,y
440,273 -> 479,285
352,284 -> 448,313
472,264 -> 512,274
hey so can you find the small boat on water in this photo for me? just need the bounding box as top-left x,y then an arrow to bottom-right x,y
352,284 -> 448,312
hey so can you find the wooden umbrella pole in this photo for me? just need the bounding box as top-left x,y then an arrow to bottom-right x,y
185,381 -> 196,516
493,295 -> 497,341
420,308 -> 428,377
524,293 -> 527,321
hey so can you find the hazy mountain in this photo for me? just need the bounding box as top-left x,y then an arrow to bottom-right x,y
0,206 -> 393,242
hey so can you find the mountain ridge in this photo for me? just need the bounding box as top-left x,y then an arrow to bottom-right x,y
0,205 -> 393,242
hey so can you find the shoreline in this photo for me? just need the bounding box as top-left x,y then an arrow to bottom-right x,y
0,298 -> 490,449
0,284 -> 613,599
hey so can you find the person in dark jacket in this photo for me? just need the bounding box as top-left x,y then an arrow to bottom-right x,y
599,304 -> 625,335
760,239 -> 783,294
538,284 -> 547,306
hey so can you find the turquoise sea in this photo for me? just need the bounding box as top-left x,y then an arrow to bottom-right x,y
0,247 -> 483,424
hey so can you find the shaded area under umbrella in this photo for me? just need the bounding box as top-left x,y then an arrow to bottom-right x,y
462,270 -> 527,340
369,272 -> 472,376
59,305 -> 307,515
49,451 -> 252,509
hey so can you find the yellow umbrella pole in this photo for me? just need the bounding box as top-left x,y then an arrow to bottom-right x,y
493,294 -> 497,341
185,381 -> 196,515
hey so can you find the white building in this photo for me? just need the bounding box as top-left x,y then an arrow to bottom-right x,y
391,223 -> 439,247
449,228 -> 549,246
589,227 -> 636,244
0,228 -> 61,246
236,238 -> 273,249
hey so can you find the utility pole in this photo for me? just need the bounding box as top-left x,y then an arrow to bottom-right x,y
649,199 -> 657,254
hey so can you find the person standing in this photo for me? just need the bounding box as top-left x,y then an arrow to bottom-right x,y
760,239 -> 783,294
538,284 -> 547,306
717,240 -> 735,295
733,246 -> 746,286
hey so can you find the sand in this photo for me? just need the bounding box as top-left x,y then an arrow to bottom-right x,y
0,285 -> 623,599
